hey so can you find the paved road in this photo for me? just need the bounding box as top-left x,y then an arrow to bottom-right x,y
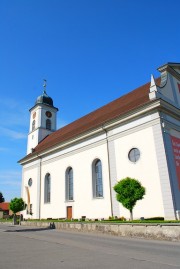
0,223 -> 180,269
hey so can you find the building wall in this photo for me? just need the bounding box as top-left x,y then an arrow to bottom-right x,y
112,122 -> 165,219
22,136 -> 113,219
162,114 -> 180,217
40,140 -> 112,219
22,112 -> 171,220
22,161 -> 39,219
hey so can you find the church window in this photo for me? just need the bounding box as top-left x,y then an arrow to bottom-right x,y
32,120 -> 35,131
46,119 -> 51,130
44,173 -> 51,203
92,159 -> 103,198
28,178 -> 32,187
128,148 -> 140,163
65,167 -> 73,201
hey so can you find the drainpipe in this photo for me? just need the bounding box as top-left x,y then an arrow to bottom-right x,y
37,154 -> 42,220
102,126 -> 113,217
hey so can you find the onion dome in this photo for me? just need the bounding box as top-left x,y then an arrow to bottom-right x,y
35,90 -> 53,106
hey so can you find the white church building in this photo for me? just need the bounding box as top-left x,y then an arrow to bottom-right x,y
19,62 -> 180,220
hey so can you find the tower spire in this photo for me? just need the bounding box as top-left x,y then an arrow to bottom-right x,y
43,79 -> 47,94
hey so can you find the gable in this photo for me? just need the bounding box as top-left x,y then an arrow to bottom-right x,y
157,63 -> 180,107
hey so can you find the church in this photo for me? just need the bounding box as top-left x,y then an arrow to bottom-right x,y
19,62 -> 180,220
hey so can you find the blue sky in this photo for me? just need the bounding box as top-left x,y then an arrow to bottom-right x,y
0,0 -> 180,201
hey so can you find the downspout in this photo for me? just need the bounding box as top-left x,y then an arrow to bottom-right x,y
37,154 -> 42,220
102,126 -> 113,217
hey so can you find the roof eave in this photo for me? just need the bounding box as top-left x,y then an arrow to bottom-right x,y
19,99 -> 164,165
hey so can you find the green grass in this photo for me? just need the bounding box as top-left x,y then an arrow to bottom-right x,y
18,219 -> 180,224
0,218 -> 12,222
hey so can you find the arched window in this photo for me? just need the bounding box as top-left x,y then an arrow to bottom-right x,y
46,119 -> 51,130
32,120 -> 35,131
65,167 -> 73,201
44,173 -> 51,203
92,159 -> 103,198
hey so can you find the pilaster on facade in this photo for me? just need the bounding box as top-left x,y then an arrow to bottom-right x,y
107,139 -> 120,217
152,122 -> 175,219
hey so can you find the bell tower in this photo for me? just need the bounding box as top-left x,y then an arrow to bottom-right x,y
27,80 -> 58,155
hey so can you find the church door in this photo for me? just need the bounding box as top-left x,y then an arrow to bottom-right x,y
67,206 -> 72,220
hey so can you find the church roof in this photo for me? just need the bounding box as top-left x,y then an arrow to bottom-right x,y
20,78 -> 160,162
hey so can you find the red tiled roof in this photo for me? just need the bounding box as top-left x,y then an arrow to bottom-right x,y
0,202 -> 9,211
20,78 -> 161,161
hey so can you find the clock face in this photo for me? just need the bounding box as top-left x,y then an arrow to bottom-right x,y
28,178 -> 32,187
33,112 -> 36,119
46,111 -> 52,118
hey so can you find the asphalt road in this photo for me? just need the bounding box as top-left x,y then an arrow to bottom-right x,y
0,223 -> 180,269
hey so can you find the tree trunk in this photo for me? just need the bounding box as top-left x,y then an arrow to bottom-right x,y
130,209 -> 133,221
13,214 -> 17,225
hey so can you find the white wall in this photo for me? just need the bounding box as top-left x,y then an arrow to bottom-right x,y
22,118 -> 168,220
113,125 -> 165,219
22,164 -> 39,219
23,110 -> 177,220
40,141 -> 112,219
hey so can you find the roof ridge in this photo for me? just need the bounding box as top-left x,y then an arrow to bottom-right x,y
19,77 -> 161,161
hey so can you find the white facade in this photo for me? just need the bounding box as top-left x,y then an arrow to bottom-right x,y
20,63 -> 180,220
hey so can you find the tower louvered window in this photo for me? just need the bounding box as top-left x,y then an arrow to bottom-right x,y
32,120 -> 35,131
46,119 -> 51,130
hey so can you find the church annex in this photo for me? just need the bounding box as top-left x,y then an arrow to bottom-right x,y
19,63 -> 180,220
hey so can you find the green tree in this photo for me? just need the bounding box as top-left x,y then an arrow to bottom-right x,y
114,177 -> 145,221
0,192 -> 5,203
10,198 -> 25,224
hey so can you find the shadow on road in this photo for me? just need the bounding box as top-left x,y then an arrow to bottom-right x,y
4,223 -> 56,233
4,227 -> 53,233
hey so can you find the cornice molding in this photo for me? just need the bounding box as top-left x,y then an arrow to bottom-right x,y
158,64 -> 180,81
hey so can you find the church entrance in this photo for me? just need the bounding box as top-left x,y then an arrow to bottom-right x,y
66,206 -> 72,220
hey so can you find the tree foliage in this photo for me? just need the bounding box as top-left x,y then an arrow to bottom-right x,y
0,192 -> 5,203
114,177 -> 145,220
9,198 -> 25,214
